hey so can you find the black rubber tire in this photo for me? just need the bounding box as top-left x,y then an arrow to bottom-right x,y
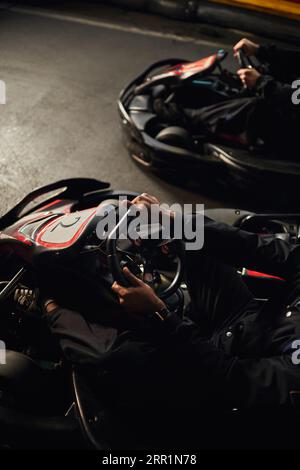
196,3 -> 300,46
109,0 -> 149,10
149,0 -> 198,20
156,126 -> 192,149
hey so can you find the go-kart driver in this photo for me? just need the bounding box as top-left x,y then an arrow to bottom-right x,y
154,38 -> 300,158
14,193 -> 300,415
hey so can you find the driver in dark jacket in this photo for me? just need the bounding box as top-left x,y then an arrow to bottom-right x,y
37,194 -> 300,419
154,38 -> 300,159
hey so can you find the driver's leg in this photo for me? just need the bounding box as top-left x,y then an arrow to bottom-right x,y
184,97 -> 257,138
185,248 -> 257,337
45,306 -> 121,365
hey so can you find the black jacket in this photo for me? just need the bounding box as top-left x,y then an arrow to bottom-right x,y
254,45 -> 300,137
157,218 -> 300,410
47,218 -> 300,411
257,44 -> 300,84
237,44 -> 300,156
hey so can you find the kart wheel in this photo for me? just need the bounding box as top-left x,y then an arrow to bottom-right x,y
110,0 -> 148,9
149,0 -> 197,20
156,126 -> 192,150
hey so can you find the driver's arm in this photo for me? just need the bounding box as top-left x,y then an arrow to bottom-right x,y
113,268 -> 300,409
253,74 -> 296,120
257,44 -> 300,82
200,216 -> 292,278
129,194 -> 299,282
233,38 -> 300,105
44,304 -> 118,365
233,38 -> 300,82
196,215 -> 300,300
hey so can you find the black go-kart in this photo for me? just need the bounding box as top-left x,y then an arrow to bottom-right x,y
0,178 -> 300,450
119,49 -> 300,208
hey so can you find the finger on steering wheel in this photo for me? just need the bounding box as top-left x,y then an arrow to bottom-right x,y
132,193 -> 160,206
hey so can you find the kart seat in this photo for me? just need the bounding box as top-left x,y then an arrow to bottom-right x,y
0,351 -> 44,386
0,351 -> 82,448
0,350 -> 58,404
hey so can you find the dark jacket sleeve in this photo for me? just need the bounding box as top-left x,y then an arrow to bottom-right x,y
257,44 -> 300,82
254,45 -> 300,116
188,215 -> 294,279
158,216 -> 300,408
254,74 -> 297,122
157,312 -> 300,409
202,216 -> 300,301
255,73 -> 293,102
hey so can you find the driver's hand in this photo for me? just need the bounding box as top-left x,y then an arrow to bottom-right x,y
111,267 -> 166,317
125,193 -> 175,219
44,300 -> 59,314
237,68 -> 261,89
233,38 -> 260,58
130,193 -> 160,210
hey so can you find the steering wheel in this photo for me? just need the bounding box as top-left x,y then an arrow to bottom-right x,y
236,48 -> 255,70
236,48 -> 257,90
106,208 -> 184,300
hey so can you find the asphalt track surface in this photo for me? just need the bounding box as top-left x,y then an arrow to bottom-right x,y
0,4 -> 245,216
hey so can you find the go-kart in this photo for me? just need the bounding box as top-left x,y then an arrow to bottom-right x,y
0,178 -> 300,450
119,49 -> 300,208
0,177 -> 187,450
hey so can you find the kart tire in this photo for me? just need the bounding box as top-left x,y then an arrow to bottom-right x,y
195,3 -> 294,45
108,0 -> 149,10
108,0 -> 149,11
149,0 -> 198,19
156,126 -> 192,149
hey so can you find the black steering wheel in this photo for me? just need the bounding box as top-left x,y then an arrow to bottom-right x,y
236,49 -> 257,90
236,48 -> 256,70
106,208 -> 184,300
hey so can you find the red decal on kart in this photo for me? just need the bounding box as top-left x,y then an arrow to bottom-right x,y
179,54 -> 218,78
37,199 -> 72,213
149,54 -> 218,83
14,233 -> 33,246
245,269 -> 284,281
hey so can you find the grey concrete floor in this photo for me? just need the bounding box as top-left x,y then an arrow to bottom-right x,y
0,4 -> 251,216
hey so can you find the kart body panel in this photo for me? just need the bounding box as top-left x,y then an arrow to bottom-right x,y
0,178 -> 297,290
0,178 -> 139,265
134,50 -> 226,95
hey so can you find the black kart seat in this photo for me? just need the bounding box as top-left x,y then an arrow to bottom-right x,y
0,351 -> 81,448
129,95 -> 151,112
156,126 -> 193,150
0,351 -> 46,393
0,350 -> 61,408
129,111 -> 156,131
